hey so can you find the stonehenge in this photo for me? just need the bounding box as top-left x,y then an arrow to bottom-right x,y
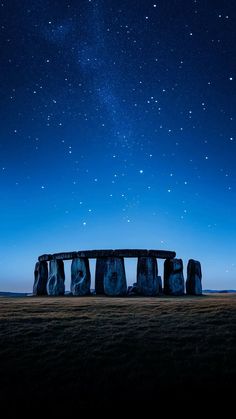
33,249 -> 202,297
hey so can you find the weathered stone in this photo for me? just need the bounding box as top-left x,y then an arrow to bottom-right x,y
148,250 -> 176,259
33,261 -> 48,295
39,249 -> 177,261
114,249 -> 148,257
38,254 -> 52,262
103,257 -> 127,296
186,259 -> 202,295
52,252 -> 77,260
95,258 -> 107,295
71,258 -> 91,296
78,249 -> 114,258
164,258 -> 184,295
137,257 -> 159,296
47,260 -> 65,296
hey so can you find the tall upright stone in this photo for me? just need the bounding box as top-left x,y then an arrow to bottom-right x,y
103,257 -> 127,296
137,257 -> 159,296
95,258 -> 106,295
33,261 -> 48,296
164,258 -> 184,295
71,258 -> 91,296
47,259 -> 65,296
186,259 -> 202,295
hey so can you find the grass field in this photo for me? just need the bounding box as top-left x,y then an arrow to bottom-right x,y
0,294 -> 236,406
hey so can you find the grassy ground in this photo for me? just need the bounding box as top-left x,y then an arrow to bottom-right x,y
0,294 -> 236,407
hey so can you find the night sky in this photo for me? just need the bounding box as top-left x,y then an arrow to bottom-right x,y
0,0 -> 235,292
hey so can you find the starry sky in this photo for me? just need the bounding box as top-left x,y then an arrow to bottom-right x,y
0,0 -> 235,292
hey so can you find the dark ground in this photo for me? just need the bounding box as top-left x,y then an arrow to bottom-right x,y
0,294 -> 236,408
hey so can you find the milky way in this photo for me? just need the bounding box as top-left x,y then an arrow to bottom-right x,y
0,0 -> 235,291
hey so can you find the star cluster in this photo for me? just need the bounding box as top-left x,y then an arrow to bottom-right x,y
0,0 -> 235,291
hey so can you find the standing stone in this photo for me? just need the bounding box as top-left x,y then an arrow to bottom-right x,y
33,261 -> 48,295
164,258 -> 184,295
71,258 -> 91,296
47,259 -> 65,296
103,257 -> 127,296
137,257 -> 159,296
186,259 -> 202,295
95,258 -> 106,295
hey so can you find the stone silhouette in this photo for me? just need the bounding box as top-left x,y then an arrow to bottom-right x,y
95,257 -> 107,295
137,257 -> 159,296
47,259 -> 65,296
33,261 -> 48,296
34,249 -> 201,297
103,257 -> 127,296
186,259 -> 202,295
71,257 -> 91,296
38,249 -> 176,262
164,258 -> 185,295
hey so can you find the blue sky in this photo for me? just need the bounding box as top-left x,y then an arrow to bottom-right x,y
0,0 -> 235,291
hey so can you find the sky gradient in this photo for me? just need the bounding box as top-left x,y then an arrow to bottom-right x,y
0,0 -> 235,292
